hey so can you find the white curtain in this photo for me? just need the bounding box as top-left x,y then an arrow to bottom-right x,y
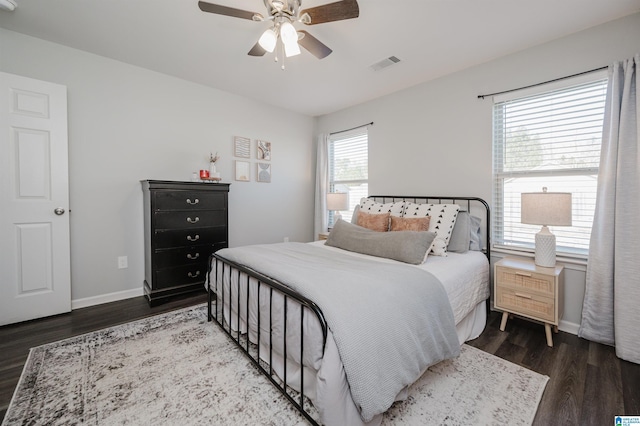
314,134 -> 329,238
579,54 -> 640,364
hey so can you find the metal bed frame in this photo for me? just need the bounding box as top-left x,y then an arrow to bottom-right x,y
206,195 -> 490,425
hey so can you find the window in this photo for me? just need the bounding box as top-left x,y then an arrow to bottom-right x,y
329,127 -> 368,225
492,74 -> 608,257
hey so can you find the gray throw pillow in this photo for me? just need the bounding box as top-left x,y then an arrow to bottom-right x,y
350,204 -> 360,224
325,219 -> 436,265
469,215 -> 483,251
448,211 -> 470,253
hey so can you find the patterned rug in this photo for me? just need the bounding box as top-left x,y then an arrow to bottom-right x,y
3,304 -> 548,425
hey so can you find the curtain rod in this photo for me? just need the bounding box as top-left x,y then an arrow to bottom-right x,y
477,66 -> 608,100
330,121 -> 374,135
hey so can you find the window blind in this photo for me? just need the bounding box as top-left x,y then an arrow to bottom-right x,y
329,127 -> 368,223
493,76 -> 608,257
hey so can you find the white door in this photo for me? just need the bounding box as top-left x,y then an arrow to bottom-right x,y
0,72 -> 71,326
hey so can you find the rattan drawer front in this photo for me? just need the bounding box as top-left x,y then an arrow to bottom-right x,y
496,287 -> 555,323
496,266 -> 555,296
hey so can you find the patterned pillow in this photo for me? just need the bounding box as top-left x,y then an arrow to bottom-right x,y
402,203 -> 460,256
390,216 -> 430,232
359,198 -> 405,217
356,211 -> 390,232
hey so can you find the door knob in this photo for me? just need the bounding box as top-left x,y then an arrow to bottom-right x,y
54,208 -> 65,215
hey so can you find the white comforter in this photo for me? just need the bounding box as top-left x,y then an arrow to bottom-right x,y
209,242 -> 490,426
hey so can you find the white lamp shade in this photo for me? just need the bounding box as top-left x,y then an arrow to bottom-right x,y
327,192 -> 349,211
521,189 -> 572,267
258,28 -> 277,53
521,191 -> 572,226
279,22 -> 297,44
279,22 -> 301,57
283,40 -> 301,57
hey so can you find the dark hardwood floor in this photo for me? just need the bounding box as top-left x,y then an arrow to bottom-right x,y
1,294 -> 638,424
468,313 -> 640,426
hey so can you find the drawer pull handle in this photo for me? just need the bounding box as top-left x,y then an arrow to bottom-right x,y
187,253 -> 200,260
514,292 -> 533,299
187,217 -> 200,224
187,234 -> 200,242
515,272 -> 532,277
188,271 -> 201,278
186,198 -> 199,205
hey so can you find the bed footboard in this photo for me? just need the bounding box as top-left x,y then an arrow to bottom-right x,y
207,252 -> 327,426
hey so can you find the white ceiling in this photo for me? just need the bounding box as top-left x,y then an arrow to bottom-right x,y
1,0 -> 639,117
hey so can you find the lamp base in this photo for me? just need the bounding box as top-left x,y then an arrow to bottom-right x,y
535,226 -> 556,267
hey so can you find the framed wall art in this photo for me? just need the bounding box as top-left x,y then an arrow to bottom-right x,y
257,140 -> 271,161
257,162 -> 271,183
234,136 -> 251,158
235,160 -> 250,181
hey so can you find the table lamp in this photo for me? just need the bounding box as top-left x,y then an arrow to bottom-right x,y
521,187 -> 572,267
327,192 -> 349,228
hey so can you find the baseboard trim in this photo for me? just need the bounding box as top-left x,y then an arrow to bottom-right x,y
72,288 -> 143,310
559,319 -> 580,336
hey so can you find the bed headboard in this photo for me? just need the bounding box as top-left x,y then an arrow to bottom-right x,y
367,195 -> 491,261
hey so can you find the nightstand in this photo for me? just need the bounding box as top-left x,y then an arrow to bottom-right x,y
494,257 -> 564,347
318,232 -> 329,241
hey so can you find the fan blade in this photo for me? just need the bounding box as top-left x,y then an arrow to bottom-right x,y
298,31 -> 332,59
300,0 -> 359,25
198,1 -> 260,20
248,42 -> 267,57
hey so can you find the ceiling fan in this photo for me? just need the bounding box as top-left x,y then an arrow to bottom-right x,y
198,0 -> 359,66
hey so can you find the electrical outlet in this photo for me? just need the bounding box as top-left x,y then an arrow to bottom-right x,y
117,256 -> 128,269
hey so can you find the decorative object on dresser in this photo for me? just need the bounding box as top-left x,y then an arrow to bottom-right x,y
208,152 -> 221,181
326,191 -> 349,227
494,257 -> 564,347
141,180 -> 230,306
521,187 -> 572,267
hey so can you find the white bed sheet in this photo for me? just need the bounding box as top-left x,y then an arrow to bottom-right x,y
209,242 -> 490,426
310,241 -> 490,324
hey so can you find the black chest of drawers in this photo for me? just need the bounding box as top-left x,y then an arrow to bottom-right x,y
141,180 -> 230,306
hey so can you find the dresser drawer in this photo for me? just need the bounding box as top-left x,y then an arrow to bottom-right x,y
495,265 -> 555,296
153,244 -> 225,268
496,287 -> 555,323
154,210 -> 226,230
154,263 -> 208,289
153,226 -> 227,249
154,191 -> 226,211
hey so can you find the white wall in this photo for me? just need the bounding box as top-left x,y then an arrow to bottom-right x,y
316,13 -> 640,331
1,28 -> 315,303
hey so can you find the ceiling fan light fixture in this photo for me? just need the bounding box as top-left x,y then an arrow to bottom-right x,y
283,40 -> 301,57
279,21 -> 298,45
271,0 -> 285,11
258,28 -> 277,52
299,12 -> 311,24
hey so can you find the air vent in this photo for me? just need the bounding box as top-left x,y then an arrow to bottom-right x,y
370,56 -> 401,71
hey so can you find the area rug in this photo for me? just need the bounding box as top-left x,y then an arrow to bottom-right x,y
3,304 -> 548,425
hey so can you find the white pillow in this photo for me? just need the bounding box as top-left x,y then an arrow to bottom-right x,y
402,203 -> 460,256
359,198 -> 405,217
